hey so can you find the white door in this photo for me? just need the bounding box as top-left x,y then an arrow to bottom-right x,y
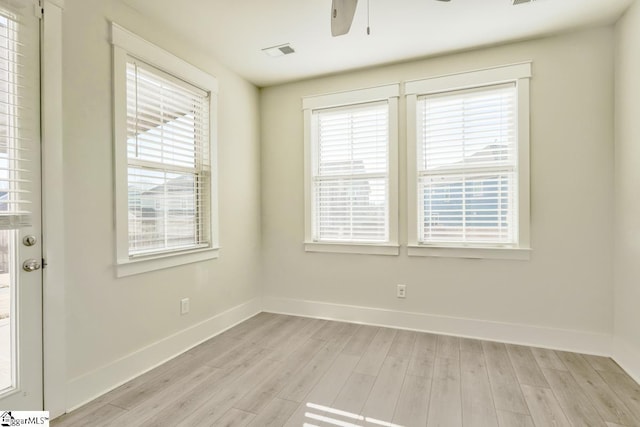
0,0 -> 43,410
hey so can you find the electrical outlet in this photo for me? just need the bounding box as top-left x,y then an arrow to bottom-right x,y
397,284 -> 406,299
180,298 -> 190,315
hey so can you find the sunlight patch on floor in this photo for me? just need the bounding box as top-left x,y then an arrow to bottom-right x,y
305,402 -> 404,427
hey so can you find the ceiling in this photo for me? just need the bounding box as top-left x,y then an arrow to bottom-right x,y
120,0 -> 634,87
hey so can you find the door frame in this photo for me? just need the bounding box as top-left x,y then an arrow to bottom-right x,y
41,0 -> 66,418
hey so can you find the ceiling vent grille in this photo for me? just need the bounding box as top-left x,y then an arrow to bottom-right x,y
262,43 -> 296,57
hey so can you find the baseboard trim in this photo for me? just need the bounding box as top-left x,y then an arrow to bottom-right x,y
613,337 -> 640,384
66,297 -> 262,412
263,297 -> 612,356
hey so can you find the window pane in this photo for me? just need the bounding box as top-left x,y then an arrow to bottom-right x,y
0,12 -> 33,220
420,172 -> 516,244
314,176 -> 387,243
419,84 -> 516,172
316,103 -> 388,176
0,229 -> 15,392
128,168 -> 200,255
127,63 -> 207,169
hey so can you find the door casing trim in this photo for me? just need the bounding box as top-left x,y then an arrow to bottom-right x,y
41,0 -> 66,418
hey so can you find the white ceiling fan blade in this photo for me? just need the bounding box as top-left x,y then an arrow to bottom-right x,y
331,0 -> 359,37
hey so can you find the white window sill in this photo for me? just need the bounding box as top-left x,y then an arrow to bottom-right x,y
117,247 -> 219,277
304,242 -> 400,256
407,245 -> 531,260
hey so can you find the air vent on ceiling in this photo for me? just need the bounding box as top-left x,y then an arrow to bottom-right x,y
262,43 -> 296,57
513,0 -> 534,4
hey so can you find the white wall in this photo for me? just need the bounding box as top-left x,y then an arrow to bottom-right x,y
614,0 -> 640,382
261,28 -> 615,349
62,0 -> 262,407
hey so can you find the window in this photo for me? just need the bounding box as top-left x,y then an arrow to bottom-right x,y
406,63 -> 531,260
126,62 -> 210,255
0,8 -> 35,228
303,85 -> 399,255
112,24 -> 219,276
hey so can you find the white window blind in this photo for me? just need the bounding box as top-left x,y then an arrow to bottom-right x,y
0,4 -> 37,229
126,60 -> 211,256
417,83 -> 518,245
311,101 -> 389,243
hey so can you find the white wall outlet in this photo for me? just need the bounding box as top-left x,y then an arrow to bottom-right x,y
397,284 -> 406,298
180,298 -> 190,315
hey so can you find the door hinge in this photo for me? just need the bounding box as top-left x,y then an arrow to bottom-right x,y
34,4 -> 43,19
42,258 -> 48,269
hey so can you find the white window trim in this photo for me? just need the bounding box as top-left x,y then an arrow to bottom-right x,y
111,23 -> 219,277
303,84 -> 400,256
405,62 -> 532,260
304,242 -> 400,256
406,245 -> 531,260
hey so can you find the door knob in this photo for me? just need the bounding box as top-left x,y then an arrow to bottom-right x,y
23,259 -> 41,272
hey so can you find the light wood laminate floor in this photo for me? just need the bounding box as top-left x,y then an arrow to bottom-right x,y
53,313 -> 640,427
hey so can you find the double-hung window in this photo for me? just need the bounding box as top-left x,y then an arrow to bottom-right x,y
406,63 -> 531,260
112,24 -> 219,276
303,85 -> 399,255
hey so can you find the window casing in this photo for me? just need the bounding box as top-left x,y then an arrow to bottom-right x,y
112,23 -> 219,276
303,85 -> 399,255
406,63 -> 531,260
